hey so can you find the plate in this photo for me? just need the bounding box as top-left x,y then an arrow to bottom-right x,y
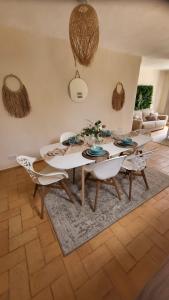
62,140 -> 83,146
86,149 -> 107,157
121,141 -> 132,145
114,140 -> 138,148
121,141 -> 134,146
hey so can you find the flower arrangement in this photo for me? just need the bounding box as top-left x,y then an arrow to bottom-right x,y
80,120 -> 108,143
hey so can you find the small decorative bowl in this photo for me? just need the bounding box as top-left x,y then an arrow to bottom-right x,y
121,137 -> 133,145
90,145 -> 103,154
101,130 -> 112,137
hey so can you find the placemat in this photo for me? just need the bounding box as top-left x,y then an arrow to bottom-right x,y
114,140 -> 138,148
82,149 -> 109,161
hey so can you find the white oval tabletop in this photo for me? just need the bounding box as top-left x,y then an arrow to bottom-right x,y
40,143 -> 94,169
40,134 -> 151,170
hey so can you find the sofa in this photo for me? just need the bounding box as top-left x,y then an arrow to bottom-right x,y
132,109 -> 168,132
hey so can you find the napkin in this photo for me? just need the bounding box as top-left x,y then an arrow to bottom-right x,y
46,148 -> 66,157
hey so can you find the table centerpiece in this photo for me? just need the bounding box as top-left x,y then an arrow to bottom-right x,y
80,120 -> 112,145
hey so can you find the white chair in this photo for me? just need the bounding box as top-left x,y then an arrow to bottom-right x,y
60,132 -> 76,143
16,155 -> 73,218
84,156 -> 126,211
60,131 -> 77,184
122,150 -> 153,200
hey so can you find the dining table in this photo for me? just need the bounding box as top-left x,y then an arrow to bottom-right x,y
40,134 -> 152,205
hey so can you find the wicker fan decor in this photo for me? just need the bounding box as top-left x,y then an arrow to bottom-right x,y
112,82 -> 125,111
2,74 -> 31,118
69,3 -> 99,66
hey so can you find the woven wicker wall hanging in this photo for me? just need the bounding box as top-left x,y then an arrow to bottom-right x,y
2,74 -> 31,118
69,3 -> 99,66
112,82 -> 125,111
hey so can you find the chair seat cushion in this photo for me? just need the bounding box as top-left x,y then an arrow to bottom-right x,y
40,165 -> 68,176
38,174 -> 66,185
38,165 -> 68,185
123,159 -> 135,171
123,156 -> 146,171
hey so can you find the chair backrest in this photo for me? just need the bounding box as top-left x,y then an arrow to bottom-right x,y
128,150 -> 153,171
91,155 -> 126,180
60,132 -> 76,143
16,155 -> 40,184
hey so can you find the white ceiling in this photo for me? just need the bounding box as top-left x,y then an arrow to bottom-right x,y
142,57 -> 169,70
1,0 -> 169,68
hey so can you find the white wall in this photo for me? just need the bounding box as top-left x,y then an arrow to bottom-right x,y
138,67 -> 168,112
158,71 -> 169,114
0,26 -> 141,169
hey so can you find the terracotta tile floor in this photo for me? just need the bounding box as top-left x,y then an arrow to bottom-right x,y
1,141 -> 169,300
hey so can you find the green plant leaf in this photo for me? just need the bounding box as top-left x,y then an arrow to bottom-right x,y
135,85 -> 153,110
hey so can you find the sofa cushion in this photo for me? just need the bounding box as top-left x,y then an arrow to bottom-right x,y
142,121 -> 156,130
133,110 -> 143,120
145,115 -> 156,121
142,109 -> 152,121
158,115 -> 167,121
155,120 -> 166,128
152,112 -> 159,119
145,113 -> 158,121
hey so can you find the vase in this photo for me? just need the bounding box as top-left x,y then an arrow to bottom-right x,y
95,135 -> 103,144
83,135 -> 95,146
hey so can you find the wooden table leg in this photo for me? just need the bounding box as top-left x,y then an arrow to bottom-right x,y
81,166 -> 85,206
93,180 -> 100,212
129,171 -> 133,201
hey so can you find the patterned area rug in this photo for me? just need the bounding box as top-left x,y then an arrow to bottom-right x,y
151,128 -> 169,146
44,168 -> 169,255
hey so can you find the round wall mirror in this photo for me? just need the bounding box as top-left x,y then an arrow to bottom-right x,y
69,72 -> 88,103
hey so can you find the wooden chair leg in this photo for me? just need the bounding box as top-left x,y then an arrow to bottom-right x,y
129,171 -> 133,201
141,169 -> 149,189
33,184 -> 38,198
60,180 -> 74,203
38,185 -> 45,219
72,168 -> 76,184
41,197 -> 45,219
112,178 -> 121,200
93,180 -> 100,212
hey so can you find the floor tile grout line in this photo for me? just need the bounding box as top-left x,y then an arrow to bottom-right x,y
23,244 -> 33,299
